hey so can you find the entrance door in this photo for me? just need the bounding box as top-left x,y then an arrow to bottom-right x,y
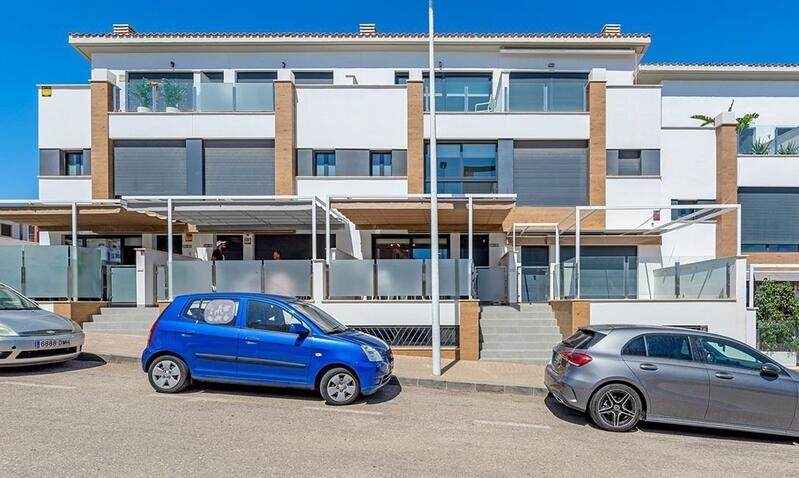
476,266 -> 507,303
217,235 -> 244,260
520,246 -> 549,302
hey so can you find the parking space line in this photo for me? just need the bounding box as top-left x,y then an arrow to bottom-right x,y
0,381 -> 76,390
303,406 -> 384,416
473,419 -> 550,430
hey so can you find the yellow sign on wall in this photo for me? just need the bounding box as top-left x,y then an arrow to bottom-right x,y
41,86 -> 52,97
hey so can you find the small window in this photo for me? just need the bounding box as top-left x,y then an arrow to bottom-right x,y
314,151 -> 336,176
183,298 -> 239,326
201,72 -> 224,83
0,224 -> 11,237
236,72 -> 277,83
246,300 -> 302,333
644,334 -> 693,361
671,199 -> 716,220
622,336 -> 647,356
65,152 -> 84,176
700,337 -> 771,372
294,71 -> 334,85
370,152 -> 392,176
617,150 -> 642,176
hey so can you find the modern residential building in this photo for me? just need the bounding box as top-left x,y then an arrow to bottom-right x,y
1,22 -> 797,361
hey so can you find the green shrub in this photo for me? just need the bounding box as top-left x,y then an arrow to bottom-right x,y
755,280 -> 799,350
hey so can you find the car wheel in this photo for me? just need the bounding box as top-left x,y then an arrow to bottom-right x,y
148,355 -> 190,393
589,383 -> 642,432
320,368 -> 360,406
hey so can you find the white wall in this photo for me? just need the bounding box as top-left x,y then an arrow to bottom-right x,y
426,113 -> 589,140
660,128 -> 716,200
297,177 -> 408,198
109,113 -> 275,139
295,86 -> 406,149
38,177 -> 92,201
38,86 -> 91,149
606,86 -> 661,149
605,178 -> 664,229
318,300 -> 460,326
738,156 -> 799,187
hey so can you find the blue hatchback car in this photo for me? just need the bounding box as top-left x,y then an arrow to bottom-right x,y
142,293 -> 394,405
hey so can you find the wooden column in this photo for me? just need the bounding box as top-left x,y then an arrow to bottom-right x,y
91,81 -> 114,199
587,76 -> 607,229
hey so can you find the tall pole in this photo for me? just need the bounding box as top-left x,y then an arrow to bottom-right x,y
428,0 -> 441,376
71,202 -> 78,302
167,198 -> 174,301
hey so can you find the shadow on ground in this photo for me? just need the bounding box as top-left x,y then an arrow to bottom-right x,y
0,356 -> 105,377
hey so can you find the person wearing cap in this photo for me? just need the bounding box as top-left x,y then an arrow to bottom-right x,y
212,240 -> 226,262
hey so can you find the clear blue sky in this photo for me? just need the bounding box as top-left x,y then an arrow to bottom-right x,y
1,0 -> 797,199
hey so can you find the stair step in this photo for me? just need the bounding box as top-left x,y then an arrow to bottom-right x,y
481,350 -> 553,360
480,313 -> 555,320
479,325 -> 562,334
99,307 -> 161,315
481,338 -> 561,347
480,318 -> 556,325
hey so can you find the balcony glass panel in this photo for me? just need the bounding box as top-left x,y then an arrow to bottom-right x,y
329,260 -> 374,298
198,83 -> 234,112
264,260 -> 311,297
235,82 -> 275,112
419,74 -> 492,112
0,246 -> 23,291
215,260 -> 262,293
23,246 -> 69,299
376,259 -> 424,297
126,73 -> 195,112
508,73 -> 587,112
425,142 -> 497,194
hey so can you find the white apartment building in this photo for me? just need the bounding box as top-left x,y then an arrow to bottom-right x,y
1,22 -> 797,361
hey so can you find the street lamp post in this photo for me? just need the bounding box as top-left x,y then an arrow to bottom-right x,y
428,0 -> 441,376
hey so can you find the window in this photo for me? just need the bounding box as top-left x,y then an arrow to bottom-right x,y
671,199 -> 716,220
562,330 -> 604,350
370,152 -> 393,176
200,72 -> 224,83
775,127 -> 799,154
246,300 -> 302,333
644,334 -> 693,361
606,149 -> 660,177
373,235 -> 450,259
396,73 -> 492,112
65,152 -> 84,176
425,143 -> 497,193
508,72 -> 588,112
0,224 -> 11,237
700,337 -> 771,372
183,299 -> 238,326
314,152 -> 336,176
622,336 -> 647,356
460,234 -> 489,267
294,71 -> 334,85
617,150 -> 642,176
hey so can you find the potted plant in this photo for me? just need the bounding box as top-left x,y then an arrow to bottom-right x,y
130,79 -> 153,112
160,78 -> 184,113
777,142 -> 799,155
690,106 -> 759,152
751,136 -> 772,155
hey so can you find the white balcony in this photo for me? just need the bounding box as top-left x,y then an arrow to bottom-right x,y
738,155 -> 799,187
108,112 -> 276,140
38,176 -> 92,202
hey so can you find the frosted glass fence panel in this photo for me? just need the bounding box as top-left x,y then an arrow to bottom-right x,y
653,258 -> 733,299
377,260 -> 423,297
0,246 -> 23,291
77,247 -> 103,299
215,260 -> 262,293
24,246 -> 69,299
425,259 -> 471,297
236,83 -> 275,112
579,257 -> 637,299
109,266 -> 137,304
172,261 -> 213,296
264,260 -> 311,297
328,260 -> 374,298
475,266 -> 506,303
520,266 -> 549,303
157,266 -> 166,300
198,83 -> 234,112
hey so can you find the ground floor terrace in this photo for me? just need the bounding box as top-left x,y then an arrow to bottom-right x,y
0,195 -> 768,358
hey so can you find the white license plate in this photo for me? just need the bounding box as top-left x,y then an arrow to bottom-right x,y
34,339 -> 71,349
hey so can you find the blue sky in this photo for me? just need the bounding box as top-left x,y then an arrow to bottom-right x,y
1,0 -> 797,199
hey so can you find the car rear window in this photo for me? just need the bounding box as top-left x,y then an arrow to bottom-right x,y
562,330 -> 604,350
183,298 -> 239,326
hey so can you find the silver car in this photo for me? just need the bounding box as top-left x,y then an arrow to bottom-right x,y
0,283 -> 85,367
545,325 -> 799,437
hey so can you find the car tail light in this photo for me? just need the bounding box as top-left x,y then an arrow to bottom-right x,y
560,350 -> 592,367
146,315 -> 162,348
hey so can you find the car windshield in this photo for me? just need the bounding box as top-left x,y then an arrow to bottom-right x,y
290,302 -> 347,334
0,285 -> 39,311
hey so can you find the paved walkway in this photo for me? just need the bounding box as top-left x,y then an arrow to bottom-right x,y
82,333 -> 546,394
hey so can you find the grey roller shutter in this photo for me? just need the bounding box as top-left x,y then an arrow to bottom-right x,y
391,150 -> 407,176
335,149 -> 369,176
513,140 -> 588,206
204,140 -> 275,195
739,188 -> 799,245
114,140 -> 187,196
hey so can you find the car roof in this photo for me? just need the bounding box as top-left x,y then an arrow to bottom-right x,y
175,292 -> 299,303
583,324 -> 728,339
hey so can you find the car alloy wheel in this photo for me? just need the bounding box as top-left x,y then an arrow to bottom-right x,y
596,389 -> 637,428
152,359 -> 182,390
326,372 -> 357,403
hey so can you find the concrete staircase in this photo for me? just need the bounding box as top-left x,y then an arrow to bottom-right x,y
479,304 -> 562,364
82,307 -> 161,335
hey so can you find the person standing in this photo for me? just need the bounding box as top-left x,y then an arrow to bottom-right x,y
212,240 -> 226,262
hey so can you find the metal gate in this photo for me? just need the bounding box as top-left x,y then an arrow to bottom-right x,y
475,266 -> 507,303
109,266 -> 137,305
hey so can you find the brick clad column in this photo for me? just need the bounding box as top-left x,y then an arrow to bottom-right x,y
715,112 -> 739,258
587,69 -> 607,228
91,81 -> 114,199
274,79 -> 297,195
406,80 -> 425,194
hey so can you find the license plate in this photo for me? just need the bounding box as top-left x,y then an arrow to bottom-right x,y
34,339 -> 70,349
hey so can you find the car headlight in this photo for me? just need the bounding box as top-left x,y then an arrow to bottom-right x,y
0,324 -> 18,337
361,344 -> 383,362
69,320 -> 82,333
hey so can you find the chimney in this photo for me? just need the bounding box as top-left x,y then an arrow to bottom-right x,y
112,23 -> 136,35
359,23 -> 377,35
600,24 -> 622,36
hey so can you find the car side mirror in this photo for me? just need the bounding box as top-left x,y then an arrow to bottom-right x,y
761,363 -> 781,377
288,323 -> 309,336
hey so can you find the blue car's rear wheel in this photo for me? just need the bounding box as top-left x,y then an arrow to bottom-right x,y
148,355 -> 190,393
320,368 -> 360,406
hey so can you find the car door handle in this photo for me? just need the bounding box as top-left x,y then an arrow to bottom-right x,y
180,332 -> 194,338
244,337 -> 260,345
715,372 -> 734,380
639,363 -> 659,371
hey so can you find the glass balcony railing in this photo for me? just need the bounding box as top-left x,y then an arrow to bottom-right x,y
739,126 -> 799,155
507,76 -> 588,112
196,82 -> 275,113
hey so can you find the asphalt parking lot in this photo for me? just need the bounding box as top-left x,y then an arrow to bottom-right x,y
1,358 -> 796,477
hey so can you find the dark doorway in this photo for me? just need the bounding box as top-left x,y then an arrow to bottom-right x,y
460,234 -> 489,266
520,246 -> 549,302
254,234 -> 333,260
372,235 -> 450,260
217,235 -> 244,261
156,235 -> 183,255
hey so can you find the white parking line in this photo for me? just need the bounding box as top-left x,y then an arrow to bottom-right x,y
0,381 -> 76,390
303,406 -> 384,416
474,419 -> 551,430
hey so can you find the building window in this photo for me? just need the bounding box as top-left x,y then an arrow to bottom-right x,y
607,149 -> 660,177
294,71 -> 334,85
671,199 -> 716,220
425,143 -> 497,193
314,152 -> 336,176
0,224 -> 11,237
741,244 -> 799,253
373,235 -> 450,259
370,152 -> 393,176
617,150 -> 642,176
64,152 -> 84,176
508,72 -> 588,112
396,73 -> 492,112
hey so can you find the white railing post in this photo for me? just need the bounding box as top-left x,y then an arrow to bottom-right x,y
575,208 -> 581,299
311,198 -> 317,260
71,202 -> 78,302
467,196 -> 473,299
167,198 -> 174,301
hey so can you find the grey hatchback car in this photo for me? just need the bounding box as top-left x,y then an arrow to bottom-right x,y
545,325 -> 799,437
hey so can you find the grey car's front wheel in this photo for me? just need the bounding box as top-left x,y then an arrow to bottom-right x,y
588,383 -> 642,432
148,355 -> 190,393
320,368 -> 360,406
